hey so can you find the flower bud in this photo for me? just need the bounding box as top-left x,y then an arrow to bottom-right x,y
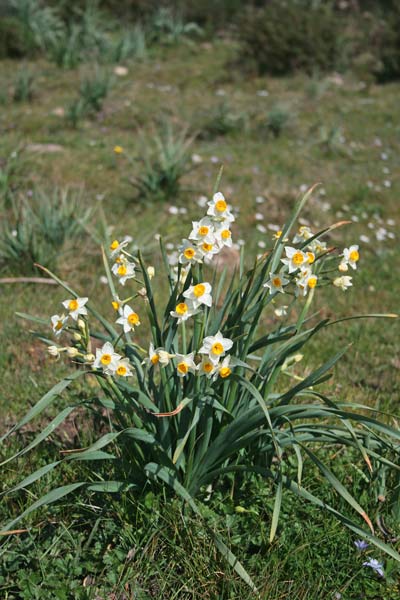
147,266 -> 155,280
48,345 -> 60,358
235,506 -> 247,514
66,347 -> 79,358
78,318 -> 86,330
138,287 -> 147,298
84,353 -> 95,363
73,332 -> 82,342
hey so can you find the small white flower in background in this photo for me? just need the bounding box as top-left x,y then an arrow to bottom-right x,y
99,276 -> 108,285
376,227 -> 388,242
333,276 -> 353,291
197,356 -> 217,378
189,217 -> 216,244
183,282 -> 212,309
168,205 -> 179,215
257,240 -> 266,249
281,246 -> 308,273
93,342 -> 121,374
255,212 -> 264,221
116,305 -> 141,333
114,358 -> 133,377
111,256 -> 136,285
360,235 -> 370,244
114,65 -> 128,76
293,225 -> 313,244
109,238 -> 130,258
175,352 -> 197,377
256,224 -> 267,234
341,245 -> 360,270
207,192 -> 235,222
197,195 -> 208,207
267,223 -> 280,232
263,273 -> 289,294
170,301 -> 199,324
51,314 -> 68,336
387,218 -> 395,226
62,297 -> 88,321
199,331 -> 233,364
178,239 -> 203,265
274,305 -> 288,318
191,153 -> 203,164
255,196 -> 265,204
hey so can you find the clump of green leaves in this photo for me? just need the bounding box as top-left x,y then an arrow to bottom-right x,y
264,105 -> 291,138
2,182 -> 400,594
106,25 -> 147,63
148,6 -> 203,45
12,67 -> 35,102
198,101 -> 247,139
79,67 -> 112,113
0,188 -> 90,275
130,122 -> 196,201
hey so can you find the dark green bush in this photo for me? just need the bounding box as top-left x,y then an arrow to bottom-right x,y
367,7 -> 400,83
237,1 -> 340,76
0,17 -> 31,58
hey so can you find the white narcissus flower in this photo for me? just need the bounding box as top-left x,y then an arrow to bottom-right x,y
333,276 -> 353,291
218,355 -> 233,379
109,238 -> 130,258
199,331 -> 233,364
183,282 -> 212,309
51,313 -> 68,336
341,245 -> 360,270
292,225 -> 313,244
114,358 -> 133,377
295,270 -> 318,297
170,301 -> 199,324
189,217 -> 215,244
281,247 -> 308,273
93,341 -> 121,374
207,192 -> 235,222
111,256 -> 136,285
175,352 -> 196,377
116,305 -> 141,333
197,356 -> 217,378
178,239 -> 203,265
198,240 -> 220,262
144,343 -> 175,367
263,273 -> 289,294
214,221 -> 233,248
308,239 -> 327,254
62,297 -> 88,321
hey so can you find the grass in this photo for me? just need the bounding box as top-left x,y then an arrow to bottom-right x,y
0,33 -> 399,599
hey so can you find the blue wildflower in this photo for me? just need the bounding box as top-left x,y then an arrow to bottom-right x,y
363,558 -> 384,577
354,539 -> 369,552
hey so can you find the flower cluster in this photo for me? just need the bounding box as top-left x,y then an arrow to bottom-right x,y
263,224 -> 360,301
145,331 -> 235,381
47,190 -> 360,387
178,192 -> 234,266
50,297 -> 88,336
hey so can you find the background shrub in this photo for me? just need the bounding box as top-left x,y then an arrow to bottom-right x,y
237,1 -> 340,76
